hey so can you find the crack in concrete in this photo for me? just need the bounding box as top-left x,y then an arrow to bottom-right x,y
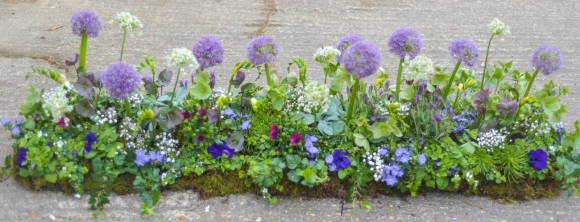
0,48 -> 70,76
245,0 -> 278,38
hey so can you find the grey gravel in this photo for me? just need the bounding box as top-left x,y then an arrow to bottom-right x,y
1,0 -> 580,221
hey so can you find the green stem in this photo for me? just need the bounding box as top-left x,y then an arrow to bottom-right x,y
452,88 -> 460,110
442,61 -> 462,100
93,88 -> 101,110
78,31 -> 88,77
394,58 -> 404,101
480,34 -> 495,89
124,99 -> 131,117
227,68 -> 236,96
345,78 -> 360,125
119,29 -> 127,62
150,64 -> 156,96
521,69 -> 539,100
169,68 -> 182,108
265,64 -> 273,86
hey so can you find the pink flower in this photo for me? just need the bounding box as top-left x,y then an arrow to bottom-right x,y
57,116 -> 73,128
269,124 -> 278,140
289,132 -> 302,146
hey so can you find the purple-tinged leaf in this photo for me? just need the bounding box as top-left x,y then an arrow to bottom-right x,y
207,108 -> 219,124
73,77 -> 95,98
75,99 -> 96,117
65,53 -> 79,66
157,69 -> 173,87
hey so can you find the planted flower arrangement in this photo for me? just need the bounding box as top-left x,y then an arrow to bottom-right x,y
1,10 -> 580,217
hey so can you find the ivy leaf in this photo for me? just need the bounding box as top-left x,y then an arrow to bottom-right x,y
436,176 -> 449,190
133,176 -> 147,193
287,170 -> 300,183
44,173 -> 57,183
286,155 -> 301,170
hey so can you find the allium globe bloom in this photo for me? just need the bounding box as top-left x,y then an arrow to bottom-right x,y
448,38 -> 479,67
246,36 -> 279,66
488,18 -> 510,36
16,148 -> 27,167
110,12 -> 143,33
168,48 -> 199,73
207,140 -> 235,159
531,45 -> 562,76
289,132 -> 302,146
341,40 -> 382,79
528,149 -> 548,171
100,62 -> 142,100
313,46 -> 341,63
70,10 -> 103,38
335,34 -> 364,61
192,35 -> 225,70
405,55 -> 434,81
387,28 -> 423,60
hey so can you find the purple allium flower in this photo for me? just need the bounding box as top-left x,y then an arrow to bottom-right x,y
10,126 -> 20,136
531,45 -> 562,76
149,151 -> 164,163
269,124 -> 279,140
246,36 -> 279,66
207,140 -> 235,159
196,134 -> 205,143
394,147 -> 411,164
70,10 -> 103,38
528,149 -> 548,171
192,35 -> 225,70
433,159 -> 441,170
387,28 -> 422,60
134,149 -> 150,167
341,40 -> 382,79
417,153 -> 427,166
331,149 -> 350,170
335,34 -> 365,61
448,38 -> 479,67
100,62 -> 142,100
289,132 -> 302,146
84,132 -> 97,155
1,118 -> 11,127
241,120 -> 250,131
16,148 -> 27,167
14,116 -> 25,126
304,135 -> 319,158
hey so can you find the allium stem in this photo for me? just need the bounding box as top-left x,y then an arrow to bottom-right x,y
395,58 -> 404,101
480,34 -> 495,89
169,68 -> 182,108
119,29 -> 127,62
345,78 -> 360,125
265,63 -> 274,86
452,88 -> 460,110
124,99 -> 131,117
78,31 -> 88,77
522,69 -> 539,100
442,61 -> 462,100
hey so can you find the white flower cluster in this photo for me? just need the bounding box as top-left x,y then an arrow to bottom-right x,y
302,82 -> 331,113
91,107 -> 118,126
404,55 -> 434,81
313,46 -> 341,63
512,119 -> 550,136
119,117 -> 137,149
397,103 -> 410,116
477,128 -> 508,152
110,12 -> 143,33
362,146 -> 388,182
283,87 -> 305,113
42,87 -> 73,122
155,131 -> 179,163
128,93 -> 143,107
488,18 -> 510,36
167,48 -> 199,73
376,101 -> 409,117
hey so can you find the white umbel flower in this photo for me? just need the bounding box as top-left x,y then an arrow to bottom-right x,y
404,55 -> 434,81
110,12 -> 143,33
42,87 -> 73,122
167,48 -> 199,73
313,46 -> 341,63
488,18 -> 510,36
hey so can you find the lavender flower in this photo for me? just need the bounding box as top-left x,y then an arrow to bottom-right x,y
84,132 -> 97,154
341,40 -> 382,79
192,35 -> 225,70
100,62 -> 142,100
134,149 -> 150,167
70,10 -> 103,37
241,120 -> 250,131
207,140 -> 235,159
448,38 -> 479,67
269,124 -> 279,140
394,147 -> 411,164
531,45 -> 562,76
528,149 -> 548,171
304,135 -> 319,158
387,28 -> 422,60
335,34 -> 364,61
246,36 -> 279,66
16,148 -> 27,167
417,153 -> 427,166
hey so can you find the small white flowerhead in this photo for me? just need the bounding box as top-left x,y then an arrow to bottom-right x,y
313,46 -> 341,63
167,48 -> 199,73
488,18 -> 510,36
110,12 -> 143,33
404,55 -> 434,81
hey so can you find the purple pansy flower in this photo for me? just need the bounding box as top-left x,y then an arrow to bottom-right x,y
531,45 -> 562,76
84,132 -> 97,155
341,40 -> 382,79
100,62 -> 142,100
16,148 -> 27,167
528,149 -> 548,171
207,140 -> 235,159
387,28 -> 422,60
70,10 -> 103,38
246,36 -> 279,66
448,38 -> 479,67
192,35 -> 225,70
